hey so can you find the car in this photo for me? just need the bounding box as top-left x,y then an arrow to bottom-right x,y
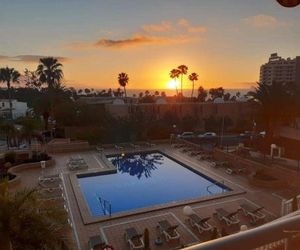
177,132 -> 195,139
198,132 -> 217,138
239,131 -> 252,138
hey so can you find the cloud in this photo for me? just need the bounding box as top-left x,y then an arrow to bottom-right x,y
242,15 -> 287,29
94,34 -> 191,49
69,18 -> 206,50
0,55 -> 70,63
142,21 -> 172,33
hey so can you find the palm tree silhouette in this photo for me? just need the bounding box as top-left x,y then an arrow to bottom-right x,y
118,72 -> 129,99
36,57 -> 63,90
111,153 -> 163,179
177,65 -> 188,96
188,72 -> 199,99
169,69 -> 180,96
0,67 -> 20,119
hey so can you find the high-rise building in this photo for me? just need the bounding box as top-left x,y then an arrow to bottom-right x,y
259,53 -> 300,86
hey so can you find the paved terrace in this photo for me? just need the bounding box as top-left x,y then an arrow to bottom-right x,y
10,143 -> 294,250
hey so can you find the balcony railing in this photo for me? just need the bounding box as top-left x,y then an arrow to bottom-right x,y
183,214 -> 300,250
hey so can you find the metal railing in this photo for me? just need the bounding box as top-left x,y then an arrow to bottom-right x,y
98,196 -> 112,216
183,214 -> 300,250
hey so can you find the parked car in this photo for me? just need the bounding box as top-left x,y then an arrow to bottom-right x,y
198,132 -> 217,138
239,131 -> 252,138
177,132 -> 195,139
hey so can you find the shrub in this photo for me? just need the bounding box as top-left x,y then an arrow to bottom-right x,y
4,151 -> 16,164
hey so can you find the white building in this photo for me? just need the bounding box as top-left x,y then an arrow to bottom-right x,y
260,53 -> 300,86
0,99 -> 28,119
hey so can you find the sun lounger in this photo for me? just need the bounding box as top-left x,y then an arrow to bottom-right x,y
115,144 -> 124,150
189,151 -> 204,156
88,235 -> 107,250
38,173 -> 61,185
215,208 -> 240,226
187,213 -> 213,234
124,227 -> 144,250
240,203 -> 265,224
226,167 -> 245,175
67,159 -> 88,171
38,187 -> 63,200
158,220 -> 180,242
129,143 -> 141,149
145,141 -> 156,147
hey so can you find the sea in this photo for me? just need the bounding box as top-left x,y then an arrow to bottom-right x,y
123,88 -> 252,97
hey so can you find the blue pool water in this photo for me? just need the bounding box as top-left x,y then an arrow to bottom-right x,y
78,151 -> 230,217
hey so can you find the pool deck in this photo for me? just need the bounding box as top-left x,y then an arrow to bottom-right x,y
10,143 -> 290,250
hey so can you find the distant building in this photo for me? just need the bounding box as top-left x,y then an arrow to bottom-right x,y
0,99 -> 28,119
260,53 -> 300,86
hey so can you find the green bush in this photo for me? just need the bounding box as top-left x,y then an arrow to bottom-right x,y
4,151 -> 16,164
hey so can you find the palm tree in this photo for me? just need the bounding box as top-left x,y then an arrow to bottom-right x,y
36,57 -> 63,90
177,65 -> 188,96
169,69 -> 180,96
248,81 -> 295,137
118,72 -> 129,99
188,72 -> 198,99
0,183 -> 69,250
0,67 -> 21,119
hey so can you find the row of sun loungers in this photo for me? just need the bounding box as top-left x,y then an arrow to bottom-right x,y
187,203 -> 266,235
67,156 -> 88,171
88,202 -> 266,249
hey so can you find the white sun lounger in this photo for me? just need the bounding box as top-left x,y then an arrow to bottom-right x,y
124,227 -> 144,250
187,213 -> 214,234
240,203 -> 265,224
158,220 -> 180,242
215,208 -> 240,226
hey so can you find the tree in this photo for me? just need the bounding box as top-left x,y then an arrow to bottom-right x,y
224,92 -> 231,101
118,72 -> 129,99
247,81 -> 295,138
177,65 -> 188,96
0,67 -> 21,119
197,86 -> 207,102
24,69 -> 41,90
188,72 -> 198,99
0,183 -> 69,250
18,117 -> 42,147
0,121 -> 19,148
209,87 -> 224,100
36,57 -> 63,90
169,69 -> 180,96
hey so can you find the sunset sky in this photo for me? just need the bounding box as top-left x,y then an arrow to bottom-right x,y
0,0 -> 300,90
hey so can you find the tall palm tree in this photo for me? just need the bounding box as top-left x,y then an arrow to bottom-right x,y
0,183 -> 69,250
188,72 -> 198,99
177,65 -> 188,96
36,57 -> 63,90
118,72 -> 129,99
169,69 -> 180,96
0,67 -> 20,119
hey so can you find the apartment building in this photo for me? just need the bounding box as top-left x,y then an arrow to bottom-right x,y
260,53 -> 300,86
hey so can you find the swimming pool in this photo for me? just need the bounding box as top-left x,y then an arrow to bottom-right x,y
78,151 -> 230,217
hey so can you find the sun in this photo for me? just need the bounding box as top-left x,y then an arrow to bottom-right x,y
166,79 -> 178,90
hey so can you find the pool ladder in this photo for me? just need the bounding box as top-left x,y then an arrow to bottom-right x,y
98,196 -> 112,216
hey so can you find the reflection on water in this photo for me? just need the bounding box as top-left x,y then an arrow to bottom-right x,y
110,153 -> 163,179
